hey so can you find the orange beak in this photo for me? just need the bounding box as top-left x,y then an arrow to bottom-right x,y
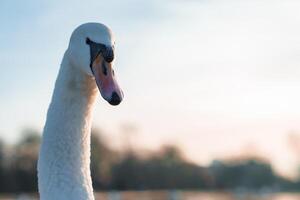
92,55 -> 123,105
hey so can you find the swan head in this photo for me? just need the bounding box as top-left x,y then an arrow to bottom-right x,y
67,23 -> 123,106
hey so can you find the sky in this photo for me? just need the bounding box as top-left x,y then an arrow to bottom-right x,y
1,0 -> 300,177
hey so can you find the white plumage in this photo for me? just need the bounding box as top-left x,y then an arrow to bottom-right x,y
38,23 -> 123,200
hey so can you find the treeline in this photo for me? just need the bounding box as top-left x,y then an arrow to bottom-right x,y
0,128 -> 299,193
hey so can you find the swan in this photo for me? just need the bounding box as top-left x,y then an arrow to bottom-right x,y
37,23 -> 124,200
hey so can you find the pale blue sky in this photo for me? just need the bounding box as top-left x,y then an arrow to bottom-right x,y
1,0 -> 300,177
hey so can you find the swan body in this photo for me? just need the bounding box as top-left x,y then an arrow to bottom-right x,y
38,23 -> 123,200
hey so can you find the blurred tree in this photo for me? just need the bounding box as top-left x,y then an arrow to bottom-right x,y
0,139 -> 6,192
0,127 -> 298,193
111,145 -> 210,190
10,128 -> 41,192
91,129 -> 119,190
159,145 -> 184,164
209,159 -> 280,190
111,153 -> 141,189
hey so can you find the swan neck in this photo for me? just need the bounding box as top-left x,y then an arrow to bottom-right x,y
38,53 -> 97,200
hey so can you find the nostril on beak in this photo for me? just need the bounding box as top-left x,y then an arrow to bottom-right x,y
109,92 -> 121,106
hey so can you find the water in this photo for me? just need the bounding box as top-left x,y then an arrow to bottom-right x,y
96,192 -> 300,200
1,192 -> 300,200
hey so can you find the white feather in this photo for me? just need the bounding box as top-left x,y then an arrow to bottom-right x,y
38,23 -> 115,200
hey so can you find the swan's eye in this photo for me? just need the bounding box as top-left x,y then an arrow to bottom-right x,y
102,61 -> 107,76
86,37 -> 91,44
103,47 -> 114,63
112,69 -> 115,76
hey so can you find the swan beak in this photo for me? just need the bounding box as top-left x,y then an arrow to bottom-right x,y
92,55 -> 123,106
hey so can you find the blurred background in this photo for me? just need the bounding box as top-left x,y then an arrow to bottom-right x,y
1,0 -> 300,199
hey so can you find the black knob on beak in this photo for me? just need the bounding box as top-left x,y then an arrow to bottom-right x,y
109,92 -> 121,105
